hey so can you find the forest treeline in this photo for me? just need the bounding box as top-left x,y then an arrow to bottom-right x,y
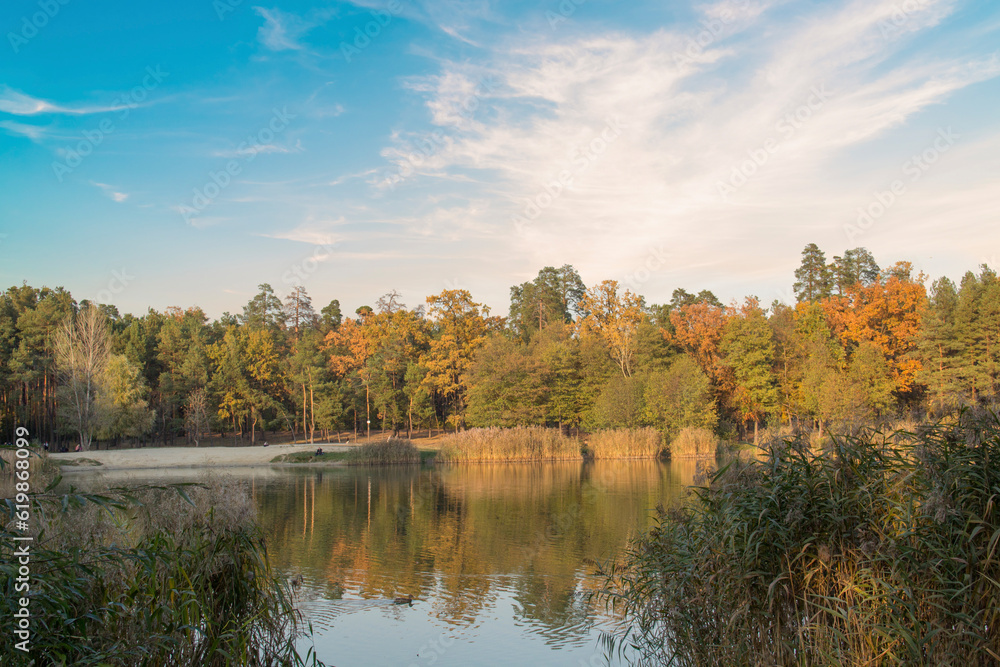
1,243 -> 997,449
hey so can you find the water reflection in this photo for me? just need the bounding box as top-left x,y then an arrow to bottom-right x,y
62,460 -> 697,664
254,460 -> 696,665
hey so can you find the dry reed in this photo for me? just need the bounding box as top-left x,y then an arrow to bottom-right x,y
586,428 -> 663,459
436,427 -> 582,462
668,427 -> 717,458
347,438 -> 420,465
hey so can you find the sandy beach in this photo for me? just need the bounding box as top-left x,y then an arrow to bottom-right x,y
50,443 -> 353,471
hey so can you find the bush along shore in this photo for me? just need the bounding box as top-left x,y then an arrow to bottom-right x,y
0,453 -> 325,666
269,428 -> 723,464
596,409 -> 1000,666
429,426 -> 721,463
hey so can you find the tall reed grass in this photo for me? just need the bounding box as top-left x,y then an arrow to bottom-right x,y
0,468 -> 324,666
586,428 -> 663,459
0,447 -> 58,497
597,409 -> 1000,666
346,438 -> 420,465
436,427 -> 582,462
667,426 -> 717,458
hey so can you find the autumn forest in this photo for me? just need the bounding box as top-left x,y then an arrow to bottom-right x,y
2,243 -> 997,449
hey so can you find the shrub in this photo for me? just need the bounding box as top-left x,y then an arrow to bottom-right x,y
0,470 -> 324,666
597,410 -> 1000,666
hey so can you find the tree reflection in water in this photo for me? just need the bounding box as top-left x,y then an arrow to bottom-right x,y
255,459 -> 697,662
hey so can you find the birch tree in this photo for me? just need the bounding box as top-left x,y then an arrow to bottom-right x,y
55,304 -> 111,450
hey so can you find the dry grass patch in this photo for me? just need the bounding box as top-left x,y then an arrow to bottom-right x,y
668,427 -> 717,459
436,427 -> 582,462
586,428 -> 663,459
347,438 -> 420,465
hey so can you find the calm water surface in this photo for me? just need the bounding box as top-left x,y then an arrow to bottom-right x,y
68,460 -> 697,666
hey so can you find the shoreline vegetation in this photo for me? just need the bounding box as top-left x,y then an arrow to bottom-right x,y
597,408 -> 1000,666
49,427 -> 727,469
0,451 -> 325,665
277,426 -> 725,464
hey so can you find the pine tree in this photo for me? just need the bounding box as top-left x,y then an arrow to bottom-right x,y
917,277 -> 963,409
831,247 -> 880,294
793,243 -> 832,303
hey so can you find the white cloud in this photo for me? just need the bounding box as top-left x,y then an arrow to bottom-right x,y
260,218 -> 345,246
92,182 -> 128,202
379,0 -> 1000,290
211,143 -> 299,158
253,6 -> 335,51
0,85 -> 130,116
0,120 -> 48,140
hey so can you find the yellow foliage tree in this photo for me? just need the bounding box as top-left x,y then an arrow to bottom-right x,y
577,280 -> 645,378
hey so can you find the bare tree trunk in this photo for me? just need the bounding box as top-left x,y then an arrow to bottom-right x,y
309,380 -> 315,444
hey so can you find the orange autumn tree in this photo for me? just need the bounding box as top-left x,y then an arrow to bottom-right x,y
822,261 -> 927,397
576,280 -> 645,378
665,299 -> 730,388
324,313 -> 376,434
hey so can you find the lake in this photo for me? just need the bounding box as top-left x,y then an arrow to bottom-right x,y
67,459 -> 698,666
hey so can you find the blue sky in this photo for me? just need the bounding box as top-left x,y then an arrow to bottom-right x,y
1,0 -> 998,318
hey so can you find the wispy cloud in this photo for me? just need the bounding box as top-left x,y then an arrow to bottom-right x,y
380,0 -> 999,282
0,85 -> 131,116
0,120 -> 49,140
253,6 -> 336,51
92,182 -> 129,202
210,142 -> 301,158
259,217 -> 344,245
329,169 -> 378,186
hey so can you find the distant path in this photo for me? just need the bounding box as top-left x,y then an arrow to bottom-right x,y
51,443 -> 353,471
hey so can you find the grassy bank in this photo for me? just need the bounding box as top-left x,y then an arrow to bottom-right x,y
586,428 -> 663,458
272,450 -> 351,463
597,410 -> 1000,666
0,459 -> 323,665
437,427 -> 583,462
271,439 -> 427,465
346,438 -> 421,465
667,426 -> 717,458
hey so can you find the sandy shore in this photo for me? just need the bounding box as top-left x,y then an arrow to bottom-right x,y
51,443 -> 352,471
